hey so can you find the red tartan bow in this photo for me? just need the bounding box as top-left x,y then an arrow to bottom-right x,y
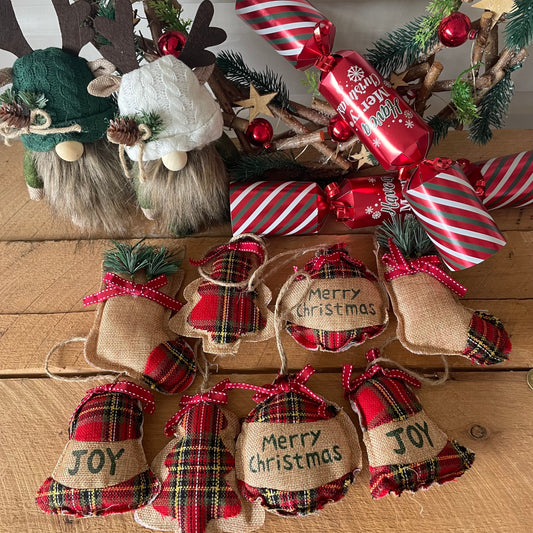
252,365 -> 328,417
190,240 -> 265,267
381,238 -> 467,297
69,381 -> 155,429
83,272 -> 183,312
308,245 -> 365,272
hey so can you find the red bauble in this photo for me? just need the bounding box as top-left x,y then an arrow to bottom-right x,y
328,116 -> 354,143
158,31 -> 187,58
245,118 -> 273,147
438,12 -> 471,47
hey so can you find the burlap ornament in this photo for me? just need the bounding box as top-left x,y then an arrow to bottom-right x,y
378,238 -> 511,365
235,365 -> 361,516
170,235 -> 274,355
343,348 -> 475,498
36,381 -> 160,517
283,243 -> 388,352
84,243 -> 196,394
135,380 -> 265,533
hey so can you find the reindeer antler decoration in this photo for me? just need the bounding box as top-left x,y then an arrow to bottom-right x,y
0,0 -> 33,58
52,0 -> 94,55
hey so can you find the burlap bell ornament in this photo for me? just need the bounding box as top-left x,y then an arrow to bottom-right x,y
283,243 -> 388,352
170,235 -> 274,355
135,380 -> 265,533
84,242 -> 196,394
376,217 -> 511,365
343,349 -> 475,498
36,381 -> 160,517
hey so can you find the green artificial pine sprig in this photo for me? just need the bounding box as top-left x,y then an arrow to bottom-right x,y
415,0 -> 462,48
302,69 -> 321,97
96,0 -> 115,20
0,88 -> 16,105
426,115 -> 460,144
149,0 -> 192,33
505,0 -> 533,50
0,89 -> 47,109
365,17 -> 439,77
216,50 -> 290,109
469,72 -> 515,144
117,112 -> 164,141
229,152 -> 306,182
376,214 -> 437,259
451,65 -> 481,124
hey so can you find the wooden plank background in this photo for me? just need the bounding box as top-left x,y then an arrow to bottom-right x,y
1,130 -> 532,532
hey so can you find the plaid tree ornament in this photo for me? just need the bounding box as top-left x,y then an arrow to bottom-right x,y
343,349 -> 475,499
283,243 -> 389,352
84,243 -> 196,394
135,380 -> 265,533
170,236 -> 274,355
36,381 -> 160,517
235,365 -> 362,516
378,238 -> 511,365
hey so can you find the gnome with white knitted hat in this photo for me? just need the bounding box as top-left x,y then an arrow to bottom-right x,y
89,0 -> 229,236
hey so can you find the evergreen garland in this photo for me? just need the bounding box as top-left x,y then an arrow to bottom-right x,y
415,0 -> 461,48
148,0 -> 192,33
505,0 -> 533,50
376,214 -> 436,259
469,72 -> 515,145
450,66 -> 481,124
229,152 -> 305,182
426,115 -> 459,144
365,17 -> 439,77
216,50 -> 290,109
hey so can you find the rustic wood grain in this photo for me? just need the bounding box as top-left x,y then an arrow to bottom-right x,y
1,374 -> 531,533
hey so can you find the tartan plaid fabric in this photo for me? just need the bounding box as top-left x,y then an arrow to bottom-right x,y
188,250 -> 267,344
462,311 -> 512,366
238,472 -> 355,517
151,402 -> 241,532
143,338 -> 196,394
286,243 -> 385,352
368,440 -> 475,499
35,470 -> 159,517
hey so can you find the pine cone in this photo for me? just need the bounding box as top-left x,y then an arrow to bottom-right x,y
0,102 -> 30,128
107,117 -> 141,146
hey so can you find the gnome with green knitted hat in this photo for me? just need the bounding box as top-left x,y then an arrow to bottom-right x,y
89,0 -> 230,236
0,0 -> 135,233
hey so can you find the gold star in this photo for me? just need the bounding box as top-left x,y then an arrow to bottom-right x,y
235,84 -> 276,122
390,71 -> 409,89
350,145 -> 375,169
471,0 -> 516,27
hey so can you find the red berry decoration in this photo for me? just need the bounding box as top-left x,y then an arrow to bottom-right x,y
438,12 -> 471,47
328,115 -> 354,143
158,31 -> 187,58
245,118 -> 273,147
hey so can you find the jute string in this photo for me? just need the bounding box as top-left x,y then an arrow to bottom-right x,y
110,123 -> 151,182
0,109 -> 82,146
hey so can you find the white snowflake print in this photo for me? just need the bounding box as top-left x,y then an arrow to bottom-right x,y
405,120 -> 414,129
404,110 -> 413,119
365,206 -> 374,215
372,138 -> 381,147
372,211 -> 382,220
347,65 -> 365,82
367,177 -> 377,184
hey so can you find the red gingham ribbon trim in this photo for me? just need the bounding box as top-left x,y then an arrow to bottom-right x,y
83,272 -> 183,312
69,381 -> 155,429
190,241 -> 265,267
382,238 -> 467,297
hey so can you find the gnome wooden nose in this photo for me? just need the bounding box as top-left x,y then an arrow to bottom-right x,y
162,150 -> 187,171
55,141 -> 84,162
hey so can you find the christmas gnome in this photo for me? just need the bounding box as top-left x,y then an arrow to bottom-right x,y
87,0 -> 229,236
343,348 -> 475,498
0,0 -> 135,233
282,243 -> 389,352
84,241 -> 196,394
170,235 -> 275,356
36,381 -> 160,517
135,380 -> 265,533
376,215 -> 511,365
235,365 -> 362,516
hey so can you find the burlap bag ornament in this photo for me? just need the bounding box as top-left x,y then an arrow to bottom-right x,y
85,241 -> 196,394
134,380 -> 265,533
376,217 -> 511,365
282,242 -> 389,352
36,381 -> 160,517
343,348 -> 475,498
170,235 -> 274,355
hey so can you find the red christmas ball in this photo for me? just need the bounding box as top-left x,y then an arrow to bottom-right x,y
438,12 -> 471,47
245,118 -> 273,147
158,31 -> 187,58
328,115 -> 354,143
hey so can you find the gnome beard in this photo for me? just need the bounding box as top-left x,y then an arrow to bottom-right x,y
32,139 -> 136,233
137,143 -> 230,236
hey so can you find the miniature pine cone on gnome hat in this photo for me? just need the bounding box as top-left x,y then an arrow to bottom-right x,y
376,215 -> 511,365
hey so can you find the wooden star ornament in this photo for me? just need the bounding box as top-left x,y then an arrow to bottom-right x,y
350,145 -> 375,169
390,71 -> 409,89
472,0 -> 516,27
235,84 -> 276,122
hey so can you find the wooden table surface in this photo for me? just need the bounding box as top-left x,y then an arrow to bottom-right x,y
1,131 -> 532,533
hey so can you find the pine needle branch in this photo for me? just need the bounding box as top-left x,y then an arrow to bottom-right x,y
427,115 -> 459,144
505,0 -> 533,50
148,0 -> 191,33
229,152 -> 305,182
415,0 -> 461,48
